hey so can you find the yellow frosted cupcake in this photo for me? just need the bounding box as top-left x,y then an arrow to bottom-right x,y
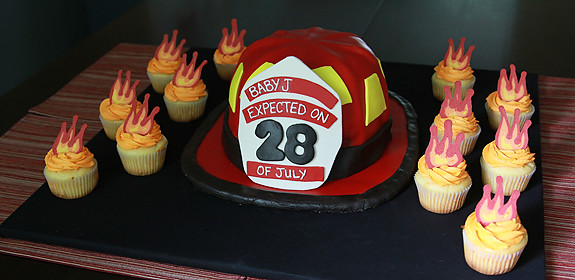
462,176 -> 528,275
431,38 -> 475,101
213,18 -> 247,81
164,52 -> 208,122
481,106 -> 535,195
44,115 -> 98,199
433,81 -> 481,155
414,120 -> 472,214
485,64 -> 534,130
99,70 -> 142,140
116,94 -> 167,176
147,30 -> 186,93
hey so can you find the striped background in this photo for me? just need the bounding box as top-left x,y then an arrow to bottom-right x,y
0,43 -> 573,279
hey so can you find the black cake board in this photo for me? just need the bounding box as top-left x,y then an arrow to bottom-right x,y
0,48 -> 544,279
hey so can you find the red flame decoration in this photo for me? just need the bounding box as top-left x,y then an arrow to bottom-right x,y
154,30 -> 186,61
440,81 -> 474,118
443,38 -> 475,70
497,64 -> 527,102
495,106 -> 531,150
109,70 -> 139,105
123,93 -> 160,135
476,176 -> 520,227
425,120 -> 465,169
52,115 -> 88,155
172,52 -> 208,88
217,18 -> 246,55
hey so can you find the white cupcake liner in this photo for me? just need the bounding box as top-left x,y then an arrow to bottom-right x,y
117,141 -> 167,176
462,229 -> 525,275
163,94 -> 208,122
214,58 -> 237,81
414,172 -> 472,214
147,71 -> 174,94
431,73 -> 475,101
99,114 -> 124,140
44,160 -> 98,199
480,157 -> 536,195
485,102 -> 535,131
434,122 -> 481,156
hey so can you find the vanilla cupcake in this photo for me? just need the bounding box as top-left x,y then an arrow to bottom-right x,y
116,94 -> 167,176
431,38 -> 475,101
44,115 -> 98,199
213,18 -> 247,81
164,52 -> 208,122
485,64 -> 534,130
433,81 -> 480,155
99,70 -> 142,140
462,176 -> 528,275
147,30 -> 186,93
414,120 -> 472,214
480,106 -> 535,195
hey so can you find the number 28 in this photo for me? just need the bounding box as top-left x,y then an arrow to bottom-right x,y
255,120 -> 317,165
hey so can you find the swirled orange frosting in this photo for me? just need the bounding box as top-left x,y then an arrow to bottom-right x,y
99,99 -> 142,121
116,122 -> 163,150
45,147 -> 95,171
417,156 -> 469,186
486,91 -> 532,113
482,141 -> 535,168
213,48 -> 245,65
434,60 -> 474,82
147,57 -> 182,74
464,212 -> 527,250
434,114 -> 478,134
164,80 -> 207,102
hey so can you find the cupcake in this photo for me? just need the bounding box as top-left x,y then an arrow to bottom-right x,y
480,106 -> 535,195
44,115 -> 98,199
116,93 -> 167,176
164,52 -> 208,122
462,176 -> 528,275
433,80 -> 481,155
485,64 -> 534,130
431,38 -> 475,101
213,18 -> 247,81
147,30 -> 186,93
414,120 -> 472,214
99,70 -> 141,140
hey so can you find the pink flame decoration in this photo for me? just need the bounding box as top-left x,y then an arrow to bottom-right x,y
440,81 -> 474,118
172,52 -> 208,88
123,93 -> 160,135
109,70 -> 139,105
218,18 -> 247,55
495,106 -> 531,150
497,64 -> 528,102
476,176 -> 520,227
52,115 -> 88,155
154,30 -> 186,61
443,38 -> 475,70
425,120 -> 465,169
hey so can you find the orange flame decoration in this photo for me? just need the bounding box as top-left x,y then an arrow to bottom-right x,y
123,93 -> 160,135
154,30 -> 186,61
172,52 -> 208,87
443,38 -> 475,70
109,70 -> 139,105
498,64 -> 527,101
495,106 -> 531,150
440,81 -> 474,118
425,120 -> 465,169
476,176 -> 520,227
218,18 -> 247,55
52,115 -> 88,155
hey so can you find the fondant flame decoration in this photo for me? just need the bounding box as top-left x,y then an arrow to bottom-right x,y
173,52 -> 208,87
218,18 -> 246,55
154,30 -> 186,61
440,81 -> 474,118
495,106 -> 531,150
109,70 -> 139,105
52,115 -> 88,155
476,176 -> 520,227
425,120 -> 465,169
123,93 -> 160,135
443,38 -> 475,70
498,64 -> 527,101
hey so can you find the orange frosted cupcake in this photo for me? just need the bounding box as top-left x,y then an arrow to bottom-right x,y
462,176 -> 528,275
147,30 -> 186,93
433,80 -> 481,155
44,115 -> 98,199
214,18 -> 247,81
431,38 -> 475,101
99,70 -> 141,140
480,106 -> 535,195
414,120 -> 472,214
164,52 -> 208,122
116,94 -> 167,176
485,64 -> 534,130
